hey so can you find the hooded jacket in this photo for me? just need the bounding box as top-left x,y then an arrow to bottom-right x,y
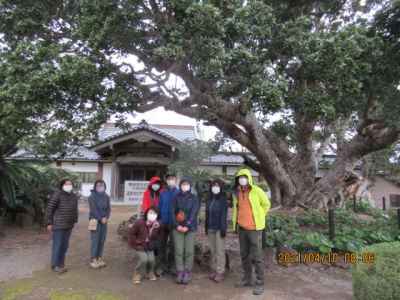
159,185 -> 179,225
170,177 -> 200,232
88,182 -> 111,221
205,179 -> 228,235
232,169 -> 271,231
141,176 -> 162,213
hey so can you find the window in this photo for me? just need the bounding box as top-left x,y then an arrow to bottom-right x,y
389,194 -> 400,208
75,172 -> 98,183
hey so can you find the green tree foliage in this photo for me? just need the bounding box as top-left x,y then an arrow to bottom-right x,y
168,140 -> 216,198
1,0 -> 399,207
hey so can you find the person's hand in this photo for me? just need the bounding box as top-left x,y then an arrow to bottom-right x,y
101,217 -> 108,224
128,223 -> 134,228
47,225 -> 53,232
181,226 -> 189,233
177,225 -> 185,233
153,221 -> 160,229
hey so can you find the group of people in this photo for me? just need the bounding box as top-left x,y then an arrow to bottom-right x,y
46,168 -> 271,296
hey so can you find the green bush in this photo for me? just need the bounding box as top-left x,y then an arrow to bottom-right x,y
352,242 -> 400,300
0,161 -> 76,225
263,208 -> 400,253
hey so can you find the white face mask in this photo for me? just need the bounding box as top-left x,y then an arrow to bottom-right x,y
151,184 -> 160,191
181,184 -> 190,192
211,186 -> 221,194
167,179 -> 176,187
238,177 -> 248,186
147,212 -> 158,222
63,185 -> 73,193
96,185 -> 105,193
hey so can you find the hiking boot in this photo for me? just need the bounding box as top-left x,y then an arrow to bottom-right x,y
213,272 -> 224,283
176,271 -> 184,284
97,257 -> 106,268
53,266 -> 67,274
182,271 -> 192,285
90,259 -> 101,269
253,284 -> 264,296
148,272 -> 157,281
209,272 -> 216,281
235,277 -> 252,288
155,268 -> 163,277
132,273 -> 142,284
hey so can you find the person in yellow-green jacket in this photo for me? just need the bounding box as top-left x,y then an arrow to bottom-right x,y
232,168 -> 271,296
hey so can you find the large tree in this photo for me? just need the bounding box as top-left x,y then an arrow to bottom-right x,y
1,0 -> 399,208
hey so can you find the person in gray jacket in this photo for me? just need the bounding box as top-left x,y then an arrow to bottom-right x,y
88,179 -> 111,269
47,179 -> 79,273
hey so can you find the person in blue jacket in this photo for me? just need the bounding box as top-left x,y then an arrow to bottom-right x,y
88,179 -> 111,269
170,177 -> 199,284
158,173 -> 179,275
205,179 -> 228,283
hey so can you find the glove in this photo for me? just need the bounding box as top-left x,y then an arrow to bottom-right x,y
220,230 -> 226,238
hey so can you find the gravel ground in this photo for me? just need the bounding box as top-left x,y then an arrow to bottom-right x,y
0,204 -> 353,300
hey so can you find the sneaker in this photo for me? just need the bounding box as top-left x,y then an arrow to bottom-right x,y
209,272 -> 216,281
176,271 -> 184,284
148,272 -> 157,281
253,284 -> 264,296
235,277 -> 252,288
53,266 -> 67,274
213,272 -> 224,283
132,273 -> 142,284
97,257 -> 106,268
182,271 -> 192,285
90,259 -> 101,269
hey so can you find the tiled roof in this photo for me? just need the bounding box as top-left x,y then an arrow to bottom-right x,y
98,121 -> 197,142
201,153 -> 255,165
9,146 -> 100,161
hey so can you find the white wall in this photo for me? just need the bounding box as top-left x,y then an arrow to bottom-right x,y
56,161 -> 98,173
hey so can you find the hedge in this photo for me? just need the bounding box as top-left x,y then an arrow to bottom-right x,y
352,242 -> 400,300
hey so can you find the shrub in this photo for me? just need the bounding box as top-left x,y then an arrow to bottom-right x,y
352,242 -> 400,300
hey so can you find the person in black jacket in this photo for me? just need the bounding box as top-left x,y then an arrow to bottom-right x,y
46,179 -> 79,273
205,179 -> 228,283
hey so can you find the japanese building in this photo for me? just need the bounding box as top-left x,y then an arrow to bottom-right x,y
11,120 -> 259,204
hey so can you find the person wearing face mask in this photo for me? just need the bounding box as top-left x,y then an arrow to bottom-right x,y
141,176 -> 163,214
232,169 -> 271,296
158,174 -> 180,275
205,179 -> 228,283
46,179 -> 79,274
88,180 -> 111,269
170,177 -> 199,285
128,207 -> 161,284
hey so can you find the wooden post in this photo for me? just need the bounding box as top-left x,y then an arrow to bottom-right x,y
328,207 -> 335,241
397,209 -> 400,230
382,197 -> 386,211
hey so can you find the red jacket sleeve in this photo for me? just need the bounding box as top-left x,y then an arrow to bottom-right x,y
141,190 -> 151,213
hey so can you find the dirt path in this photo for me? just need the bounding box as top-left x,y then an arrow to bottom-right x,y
0,205 -> 353,300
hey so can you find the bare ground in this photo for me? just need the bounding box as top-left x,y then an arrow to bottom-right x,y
0,205 -> 353,300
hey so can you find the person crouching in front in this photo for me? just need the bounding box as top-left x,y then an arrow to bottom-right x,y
128,206 -> 161,284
